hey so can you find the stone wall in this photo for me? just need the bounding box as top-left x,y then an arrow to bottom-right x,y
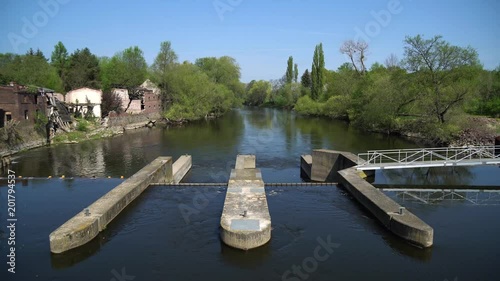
107,112 -> 161,128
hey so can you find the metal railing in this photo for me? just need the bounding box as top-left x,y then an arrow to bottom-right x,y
357,146 -> 500,168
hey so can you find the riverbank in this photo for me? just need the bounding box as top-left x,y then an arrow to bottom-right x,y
291,103 -> 500,147
0,112 -> 163,160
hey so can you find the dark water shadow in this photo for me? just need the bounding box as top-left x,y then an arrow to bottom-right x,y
50,187 -> 154,269
336,185 -> 434,262
219,239 -> 272,268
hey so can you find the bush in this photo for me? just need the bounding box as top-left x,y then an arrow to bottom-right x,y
321,95 -> 350,119
76,119 -> 90,132
294,96 -> 322,115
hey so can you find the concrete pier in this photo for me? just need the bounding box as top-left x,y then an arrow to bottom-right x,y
309,149 -> 433,248
172,155 -> 192,184
300,155 -> 312,179
220,155 -> 271,250
50,157 -> 175,254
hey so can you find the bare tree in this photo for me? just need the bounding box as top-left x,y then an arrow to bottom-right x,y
340,40 -> 368,75
384,53 -> 400,70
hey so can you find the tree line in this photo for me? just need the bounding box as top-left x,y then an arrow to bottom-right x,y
244,35 -> 500,144
0,41 -> 244,121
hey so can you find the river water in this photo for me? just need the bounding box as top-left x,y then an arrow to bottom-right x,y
1,108 -> 499,281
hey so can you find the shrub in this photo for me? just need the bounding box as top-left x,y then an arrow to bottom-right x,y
294,96 -> 322,115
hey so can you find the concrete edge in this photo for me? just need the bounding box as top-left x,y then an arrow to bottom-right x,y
300,155 -> 312,180
220,156 -> 271,250
49,156 -> 173,254
338,167 -> 433,247
311,149 -> 433,248
172,155 -> 192,184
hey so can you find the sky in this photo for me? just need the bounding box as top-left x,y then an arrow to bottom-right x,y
1,0 -> 499,82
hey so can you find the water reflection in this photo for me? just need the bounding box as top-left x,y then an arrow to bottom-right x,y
378,166 -> 474,186
220,241 -> 272,268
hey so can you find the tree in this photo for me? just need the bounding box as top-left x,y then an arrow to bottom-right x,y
294,64 -> 299,83
311,43 -> 325,100
101,92 -> 123,117
152,41 -> 178,75
51,41 -> 69,87
0,54 -> 62,91
301,69 -> 312,88
246,80 -> 272,106
0,53 -> 18,84
163,62 -> 237,120
384,53 -> 400,70
65,48 -> 101,91
35,49 -> 47,61
195,56 -> 244,100
286,56 -> 294,84
340,40 -> 368,75
100,46 -> 147,91
403,35 -> 481,123
151,41 -> 178,109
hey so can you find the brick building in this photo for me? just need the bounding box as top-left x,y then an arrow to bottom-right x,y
140,79 -> 162,114
111,80 -> 162,115
0,83 -> 48,128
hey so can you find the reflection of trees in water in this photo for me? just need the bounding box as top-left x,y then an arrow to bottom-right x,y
245,107 -> 275,130
381,166 -> 474,186
293,114 -> 417,153
163,110 -> 244,151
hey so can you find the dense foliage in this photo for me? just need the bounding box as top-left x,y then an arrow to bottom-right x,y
243,35 -> 499,144
0,41 -> 244,122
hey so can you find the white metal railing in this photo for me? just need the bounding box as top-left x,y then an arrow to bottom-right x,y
357,146 -> 500,168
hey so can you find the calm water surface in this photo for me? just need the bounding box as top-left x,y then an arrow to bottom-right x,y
1,108 -> 499,281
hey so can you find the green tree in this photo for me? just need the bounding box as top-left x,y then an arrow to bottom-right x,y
301,69 -> 312,88
195,56 -> 244,101
163,63 -> 237,120
151,41 -> 179,109
0,53 -> 18,84
294,63 -> 299,83
403,35 -> 481,123
51,41 -> 68,87
286,56 -> 294,84
100,46 -> 148,91
246,80 -> 272,106
311,43 -> 325,100
0,54 -> 62,91
65,48 -> 101,91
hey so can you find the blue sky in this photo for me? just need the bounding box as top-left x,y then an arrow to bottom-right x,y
1,0 -> 499,82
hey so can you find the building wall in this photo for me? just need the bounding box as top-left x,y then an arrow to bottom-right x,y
143,90 -> 161,114
112,88 -> 130,113
66,88 -> 102,118
0,86 -> 47,127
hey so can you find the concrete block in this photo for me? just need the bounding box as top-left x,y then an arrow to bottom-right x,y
221,156 -> 271,250
50,157 -> 173,254
173,155 -> 192,184
235,155 -> 256,170
300,155 -> 312,180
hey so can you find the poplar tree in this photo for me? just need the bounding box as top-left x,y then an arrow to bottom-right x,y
311,43 -> 325,100
286,56 -> 294,84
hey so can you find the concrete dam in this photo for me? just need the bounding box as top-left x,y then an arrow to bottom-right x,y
49,146 -> 499,253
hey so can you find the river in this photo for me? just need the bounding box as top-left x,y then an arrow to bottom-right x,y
1,107 -> 499,281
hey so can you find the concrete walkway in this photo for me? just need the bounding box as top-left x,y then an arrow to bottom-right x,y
220,155 -> 271,250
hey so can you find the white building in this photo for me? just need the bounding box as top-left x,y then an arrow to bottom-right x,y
65,87 -> 102,118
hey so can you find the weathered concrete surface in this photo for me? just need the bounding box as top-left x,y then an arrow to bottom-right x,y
220,155 -> 271,250
300,155 -> 312,179
235,154 -> 256,169
50,157 -> 173,254
312,149 -> 433,248
311,149 -> 373,182
172,155 -> 192,184
123,121 -> 150,131
339,167 -> 433,247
